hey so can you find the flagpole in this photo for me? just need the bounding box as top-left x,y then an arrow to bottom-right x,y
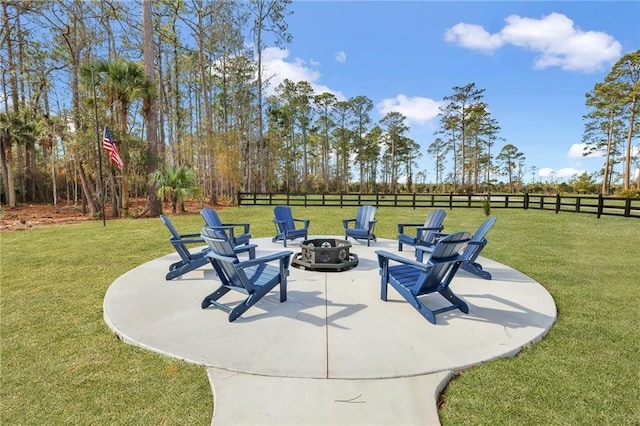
91,64 -> 106,226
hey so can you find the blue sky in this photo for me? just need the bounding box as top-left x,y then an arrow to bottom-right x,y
260,1 -> 640,182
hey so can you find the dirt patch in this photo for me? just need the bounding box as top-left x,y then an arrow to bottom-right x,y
0,199 -> 214,233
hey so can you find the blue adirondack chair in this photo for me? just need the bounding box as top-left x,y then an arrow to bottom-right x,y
459,217 -> 496,279
343,205 -> 377,246
397,209 -> 446,251
415,217 -> 496,280
272,205 -> 310,247
160,214 -> 211,280
376,231 -> 472,324
200,207 -> 256,258
201,226 -> 293,322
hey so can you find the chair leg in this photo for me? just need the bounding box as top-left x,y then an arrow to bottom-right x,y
461,262 -> 492,280
201,286 -> 231,309
438,287 -> 469,314
228,285 -> 272,322
380,280 -> 388,301
414,301 -> 438,324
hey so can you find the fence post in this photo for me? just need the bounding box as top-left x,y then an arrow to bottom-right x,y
597,193 -> 603,219
237,191 -> 242,206
449,192 -> 453,210
555,193 -> 561,214
524,192 -> 529,210
340,192 -> 343,208
376,192 -> 379,207
624,198 -> 631,217
413,192 -> 416,209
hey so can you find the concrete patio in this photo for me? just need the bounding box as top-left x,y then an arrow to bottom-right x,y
103,236 -> 556,425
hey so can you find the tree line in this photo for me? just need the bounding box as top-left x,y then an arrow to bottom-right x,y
1,1 -> 638,218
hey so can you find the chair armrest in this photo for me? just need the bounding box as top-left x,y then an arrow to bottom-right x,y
172,236 -> 205,245
206,225 -> 237,242
375,250 -> 430,270
293,218 -> 310,229
416,226 -> 444,232
222,222 -> 251,234
397,223 -> 423,233
343,218 -> 356,227
178,232 -> 203,239
430,232 -> 449,238
237,251 -> 293,269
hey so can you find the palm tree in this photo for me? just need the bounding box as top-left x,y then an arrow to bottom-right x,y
150,165 -> 202,214
0,112 -> 36,207
88,58 -> 155,217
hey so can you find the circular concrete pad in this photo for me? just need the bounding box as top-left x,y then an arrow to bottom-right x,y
104,237 -> 556,380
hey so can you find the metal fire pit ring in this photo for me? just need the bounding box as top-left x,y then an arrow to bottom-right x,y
291,238 -> 359,272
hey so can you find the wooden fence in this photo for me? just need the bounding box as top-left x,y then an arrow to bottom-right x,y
237,192 -> 640,219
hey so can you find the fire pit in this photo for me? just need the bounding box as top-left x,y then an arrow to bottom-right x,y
291,238 -> 359,272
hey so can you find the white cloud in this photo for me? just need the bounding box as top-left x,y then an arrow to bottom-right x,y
334,50 -> 347,64
568,143 -> 604,159
444,12 -> 621,72
262,47 -> 345,99
444,23 -> 503,53
538,167 -> 585,180
556,167 -> 584,178
377,95 -> 443,126
539,167 -> 555,178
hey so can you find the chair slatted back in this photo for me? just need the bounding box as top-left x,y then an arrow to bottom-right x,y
415,231 -> 471,296
201,226 -> 254,293
201,207 -> 223,227
160,214 -> 180,239
462,217 -> 496,259
419,209 -> 446,241
161,214 -> 191,261
356,205 -> 376,230
274,205 -> 294,232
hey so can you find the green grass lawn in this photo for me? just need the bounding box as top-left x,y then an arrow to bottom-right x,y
1,206 -> 639,424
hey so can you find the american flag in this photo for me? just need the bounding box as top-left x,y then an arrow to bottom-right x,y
102,126 -> 124,169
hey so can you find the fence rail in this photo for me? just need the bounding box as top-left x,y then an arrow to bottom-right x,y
237,192 -> 640,219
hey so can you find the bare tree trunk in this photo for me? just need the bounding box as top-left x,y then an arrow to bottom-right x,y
77,161 -> 98,217
3,1 -> 19,207
602,113 -> 615,194
142,0 -> 162,217
623,94 -> 636,190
